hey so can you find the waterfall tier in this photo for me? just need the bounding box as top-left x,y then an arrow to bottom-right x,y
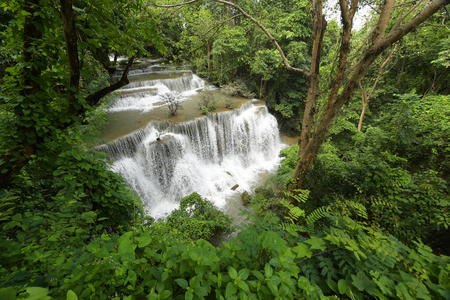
107,72 -> 205,112
98,101 -> 284,218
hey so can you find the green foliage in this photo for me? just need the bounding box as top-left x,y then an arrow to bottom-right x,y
280,189 -> 329,235
159,192 -> 234,242
197,90 -> 217,114
1,1 -> 449,299
276,144 -> 300,185
2,202 -> 448,299
432,35 -> 450,68
302,92 -> 450,249
211,26 -> 252,85
222,80 -> 255,99
0,191 -> 15,222
250,49 -> 282,81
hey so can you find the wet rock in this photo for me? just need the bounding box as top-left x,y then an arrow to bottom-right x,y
241,191 -> 251,206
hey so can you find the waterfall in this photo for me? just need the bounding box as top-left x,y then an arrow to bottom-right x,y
100,61 -> 285,218
99,101 -> 284,218
107,72 -> 205,112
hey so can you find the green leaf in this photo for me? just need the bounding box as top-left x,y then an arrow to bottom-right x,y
305,236 -> 326,251
175,278 -> 189,289
237,281 -> 250,293
395,282 -> 411,299
71,149 -> 81,161
226,282 -> 237,298
127,270 -> 137,286
25,287 -> 51,300
185,290 -> 194,300
0,287 -> 17,300
265,263 -> 273,278
292,243 -> 313,259
118,237 -> 136,263
238,269 -> 250,281
229,266 -> 238,279
66,290 -> 78,300
338,279 -> 350,295
267,280 -> 279,296
161,271 -> 169,282
137,235 -> 152,247
351,271 -> 377,294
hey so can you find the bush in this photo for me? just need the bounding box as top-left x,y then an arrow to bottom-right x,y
197,90 -> 217,113
222,79 -> 255,98
163,192 -> 233,242
161,91 -> 183,117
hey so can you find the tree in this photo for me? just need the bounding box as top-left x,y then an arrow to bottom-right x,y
0,0 -> 163,189
161,91 -> 183,116
155,0 -> 450,192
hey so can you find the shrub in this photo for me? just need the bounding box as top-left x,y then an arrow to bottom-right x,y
161,91 -> 183,117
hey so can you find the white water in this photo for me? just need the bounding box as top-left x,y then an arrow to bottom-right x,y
100,64 -> 285,219
106,69 -> 205,112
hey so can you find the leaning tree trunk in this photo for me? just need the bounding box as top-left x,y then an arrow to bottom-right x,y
297,1 -> 327,157
151,0 -> 449,195
290,0 -> 448,190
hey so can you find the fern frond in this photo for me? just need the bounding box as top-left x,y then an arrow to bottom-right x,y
289,206 -> 306,221
305,206 -> 329,232
290,189 -> 310,204
352,202 -> 368,220
306,206 -> 329,226
282,223 -> 307,237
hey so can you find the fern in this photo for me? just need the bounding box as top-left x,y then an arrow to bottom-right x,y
280,189 -> 328,235
0,191 -> 17,222
305,206 -> 329,232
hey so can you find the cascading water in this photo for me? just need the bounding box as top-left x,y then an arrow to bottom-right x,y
100,61 -> 285,218
107,66 -> 204,112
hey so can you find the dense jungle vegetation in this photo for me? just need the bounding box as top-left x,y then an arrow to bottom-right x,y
1,0 -> 449,299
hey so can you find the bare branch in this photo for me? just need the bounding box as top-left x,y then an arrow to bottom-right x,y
392,0 -> 424,32
424,21 -> 450,30
190,14 -> 243,54
153,0 -> 202,8
371,0 -> 395,43
378,0 -> 450,48
203,14 -> 243,37
393,0 -> 419,8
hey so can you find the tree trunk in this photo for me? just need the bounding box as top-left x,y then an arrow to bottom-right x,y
358,82 -> 368,132
0,0 -> 44,188
297,1 -> 327,157
60,0 -> 80,117
207,42 -> 211,71
0,0 -> 136,189
290,0 -> 447,190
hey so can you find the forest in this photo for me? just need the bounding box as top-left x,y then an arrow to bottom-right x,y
0,0 -> 449,299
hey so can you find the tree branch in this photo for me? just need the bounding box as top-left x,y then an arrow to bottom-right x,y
392,0 -> 424,32
190,14 -> 243,54
153,0 -> 201,7
85,56 -> 135,107
371,0 -> 395,44
357,44 -> 397,131
378,0 -> 449,48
